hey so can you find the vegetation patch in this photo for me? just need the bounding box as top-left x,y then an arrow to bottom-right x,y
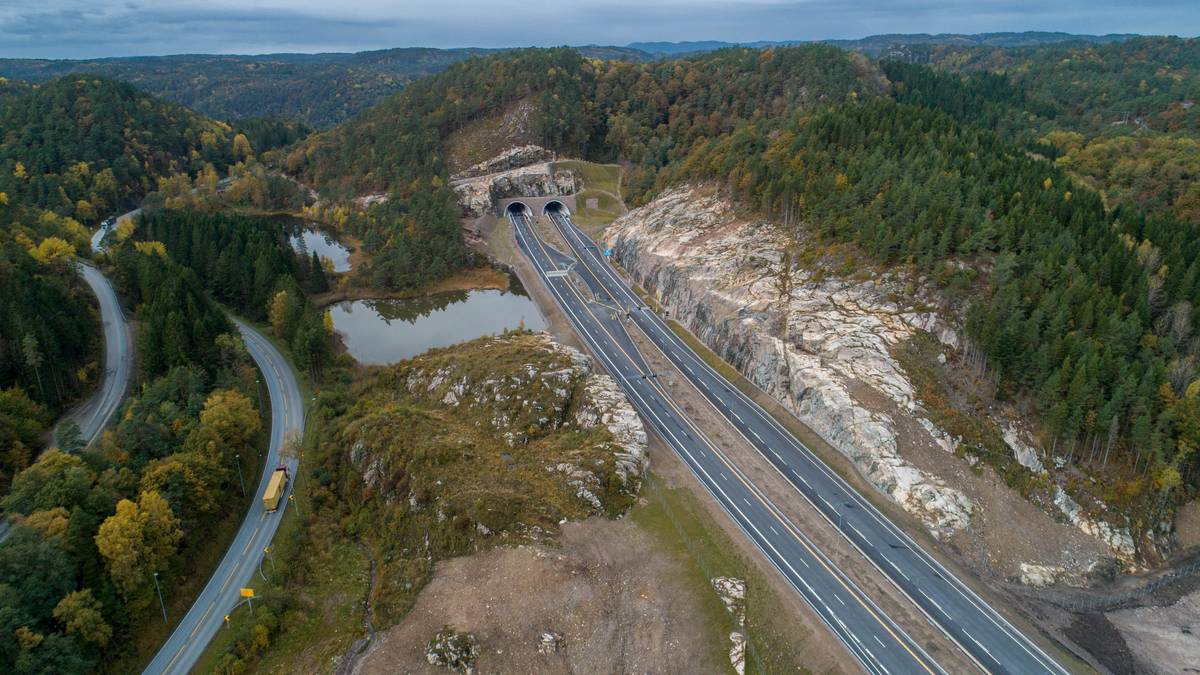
197,332 -> 647,672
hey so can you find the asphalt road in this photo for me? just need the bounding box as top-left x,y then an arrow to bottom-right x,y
58,261 -> 135,449
542,208 -> 1069,675
511,209 -> 943,675
143,319 -> 303,675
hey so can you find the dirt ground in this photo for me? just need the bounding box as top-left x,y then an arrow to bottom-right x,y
352,518 -> 730,675
1108,591 -> 1200,674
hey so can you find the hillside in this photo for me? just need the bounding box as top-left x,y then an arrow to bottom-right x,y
0,47 -> 650,129
0,74 -> 238,222
630,31 -> 1136,56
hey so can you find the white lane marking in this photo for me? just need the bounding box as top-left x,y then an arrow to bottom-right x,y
919,589 -> 944,614
962,629 -> 994,659
769,525 -> 779,536
875,635 -> 887,648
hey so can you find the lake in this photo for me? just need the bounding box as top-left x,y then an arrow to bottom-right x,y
330,288 -> 548,364
290,228 -> 352,272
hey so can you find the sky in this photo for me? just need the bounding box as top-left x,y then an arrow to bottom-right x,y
0,0 -> 1197,59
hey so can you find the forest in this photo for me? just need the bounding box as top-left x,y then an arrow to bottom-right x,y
134,211 -> 334,379
293,40 -> 1200,515
0,242 -> 265,673
0,75 -> 241,225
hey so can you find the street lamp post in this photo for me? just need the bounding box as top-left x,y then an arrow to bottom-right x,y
152,571 -> 167,623
288,492 -> 301,520
235,453 -> 246,497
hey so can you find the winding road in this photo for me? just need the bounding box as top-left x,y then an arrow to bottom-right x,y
56,262 -> 134,449
538,205 -> 1068,674
143,319 -> 304,675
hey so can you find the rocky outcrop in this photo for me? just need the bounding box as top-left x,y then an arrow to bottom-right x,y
451,145 -> 556,181
452,162 -> 578,217
349,333 -> 648,518
574,373 -> 649,486
712,577 -> 747,675
1054,487 -> 1137,563
607,184 -> 1147,567
608,186 -> 976,539
425,628 -> 479,674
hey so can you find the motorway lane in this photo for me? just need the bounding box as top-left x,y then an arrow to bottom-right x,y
143,319 -> 304,675
545,208 -> 1068,674
512,210 -> 942,675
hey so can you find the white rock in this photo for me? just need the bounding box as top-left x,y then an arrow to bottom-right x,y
1054,487 -> 1136,562
1002,423 -> 1047,475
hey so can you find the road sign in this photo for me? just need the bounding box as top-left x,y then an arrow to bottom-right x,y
240,588 -> 255,598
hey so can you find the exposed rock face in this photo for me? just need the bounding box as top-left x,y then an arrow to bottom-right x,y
452,162 -> 578,218
1054,487 -> 1137,563
608,186 -> 975,539
711,576 -> 747,675
452,145 -> 556,180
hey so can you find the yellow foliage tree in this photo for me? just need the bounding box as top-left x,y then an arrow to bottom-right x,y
268,289 -> 291,337
15,507 -> 71,538
28,237 -> 75,266
199,389 -> 261,448
13,161 -> 27,180
95,491 -> 183,597
133,240 -> 168,258
53,589 -> 112,646
232,133 -> 253,160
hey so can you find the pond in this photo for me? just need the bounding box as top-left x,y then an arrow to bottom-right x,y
290,228 -> 352,272
330,287 -> 548,364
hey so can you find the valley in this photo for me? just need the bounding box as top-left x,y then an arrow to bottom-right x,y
1,20 -> 1199,675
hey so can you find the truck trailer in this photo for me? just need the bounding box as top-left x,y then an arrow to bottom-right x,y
262,465 -> 289,513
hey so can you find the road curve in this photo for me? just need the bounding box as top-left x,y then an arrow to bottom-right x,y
512,209 -> 941,675
143,319 -> 303,675
545,208 -> 1068,674
56,261 -> 134,449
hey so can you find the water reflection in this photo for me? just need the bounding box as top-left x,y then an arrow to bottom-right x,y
331,289 -> 548,364
290,228 -> 351,272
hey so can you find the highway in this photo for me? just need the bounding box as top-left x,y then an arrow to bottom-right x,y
143,319 -> 303,675
511,207 -> 943,675
541,206 -> 1068,674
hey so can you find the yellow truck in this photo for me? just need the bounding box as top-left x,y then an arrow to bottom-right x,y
262,465 -> 289,513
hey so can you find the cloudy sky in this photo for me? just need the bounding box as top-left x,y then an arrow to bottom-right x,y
1,0 -> 1197,59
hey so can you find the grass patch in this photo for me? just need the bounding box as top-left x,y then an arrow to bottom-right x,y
553,160 -> 626,235
634,472 -> 810,674
552,160 -> 621,195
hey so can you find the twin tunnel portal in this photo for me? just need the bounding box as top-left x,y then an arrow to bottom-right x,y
501,197 -> 572,220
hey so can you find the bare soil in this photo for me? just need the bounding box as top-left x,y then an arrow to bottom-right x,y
352,518 -> 730,675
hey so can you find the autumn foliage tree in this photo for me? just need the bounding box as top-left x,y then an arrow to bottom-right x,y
95,490 -> 183,598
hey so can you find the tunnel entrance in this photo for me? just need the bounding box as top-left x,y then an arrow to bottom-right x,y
505,201 -> 530,218
543,200 -> 569,217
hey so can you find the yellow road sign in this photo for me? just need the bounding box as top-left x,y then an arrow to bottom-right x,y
240,588 -> 255,598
